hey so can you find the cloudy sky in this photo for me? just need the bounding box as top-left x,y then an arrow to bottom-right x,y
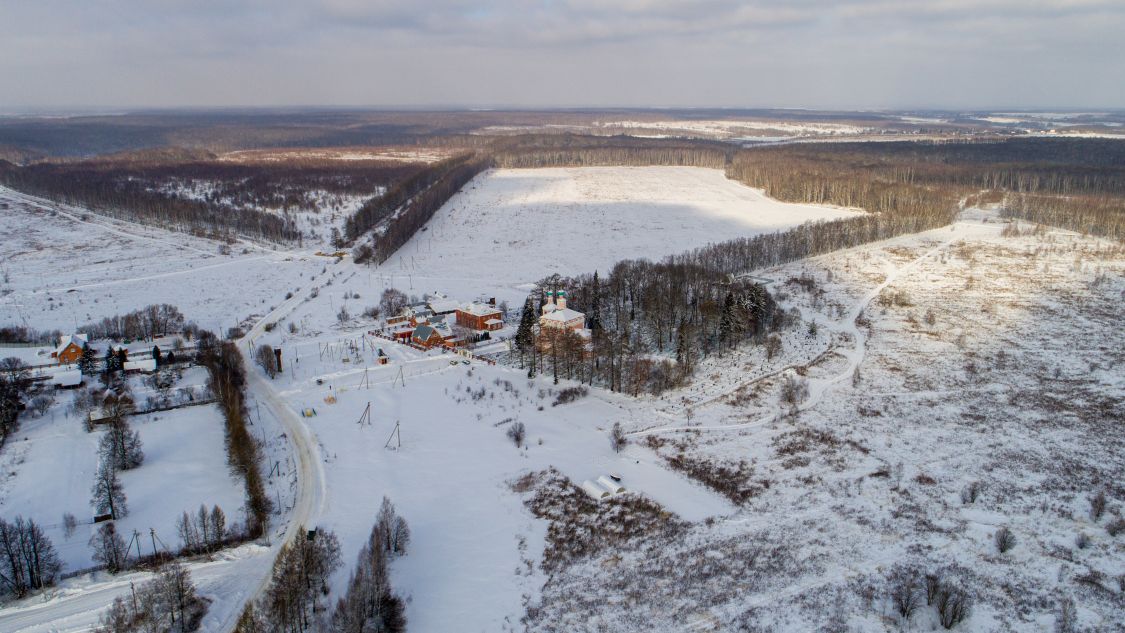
1,0 -> 1123,111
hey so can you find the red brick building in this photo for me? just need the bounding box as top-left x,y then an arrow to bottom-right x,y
456,303 -> 503,331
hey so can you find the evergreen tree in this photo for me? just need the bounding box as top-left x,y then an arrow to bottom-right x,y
588,270 -> 602,333
719,292 -> 736,348
78,344 -> 97,375
514,299 -> 537,369
103,347 -> 119,375
152,346 -> 162,367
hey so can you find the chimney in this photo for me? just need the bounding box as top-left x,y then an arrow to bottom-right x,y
557,290 -> 567,310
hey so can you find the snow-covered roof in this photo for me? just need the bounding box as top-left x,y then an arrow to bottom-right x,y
51,370 -> 83,387
484,318 -> 503,326
460,302 -> 501,317
55,333 -> 87,355
541,307 -> 585,323
428,299 -> 460,314
413,324 -> 439,341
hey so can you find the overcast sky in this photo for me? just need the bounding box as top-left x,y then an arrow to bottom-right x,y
2,0 -> 1123,111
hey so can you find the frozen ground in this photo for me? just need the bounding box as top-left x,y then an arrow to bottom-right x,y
386,166 -> 859,304
155,180 -> 379,251
521,212 -> 1125,632
3,170 -> 1122,633
0,186 -> 326,333
0,362 -> 300,633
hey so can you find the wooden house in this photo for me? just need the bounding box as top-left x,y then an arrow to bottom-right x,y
51,334 -> 88,365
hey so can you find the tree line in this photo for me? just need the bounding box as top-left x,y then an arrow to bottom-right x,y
0,160 -> 301,243
237,498 -> 410,633
196,335 -> 272,537
0,515 -> 62,599
352,153 -> 491,265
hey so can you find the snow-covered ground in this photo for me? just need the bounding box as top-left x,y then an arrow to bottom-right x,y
519,212 -> 1125,631
385,166 -> 859,304
0,362 -> 300,633
2,167 -> 1122,633
154,180 -> 379,250
0,186 -> 326,333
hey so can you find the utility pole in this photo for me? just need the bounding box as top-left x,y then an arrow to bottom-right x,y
150,528 -> 158,560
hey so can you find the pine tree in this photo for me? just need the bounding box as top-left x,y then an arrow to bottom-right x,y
152,345 -> 162,367
78,344 -> 97,375
588,270 -> 602,333
515,298 -> 537,371
102,348 -> 118,376
719,292 -> 736,348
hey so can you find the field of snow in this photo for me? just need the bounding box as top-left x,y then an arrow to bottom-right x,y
3,163 -> 1122,633
0,400 -> 243,571
389,167 -> 859,303
520,212 -> 1125,631
235,319 -> 735,632
0,186 -> 325,333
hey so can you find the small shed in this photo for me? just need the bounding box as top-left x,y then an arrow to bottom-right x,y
581,480 -> 610,500
51,370 -> 84,389
597,475 -> 625,495
123,359 -> 157,374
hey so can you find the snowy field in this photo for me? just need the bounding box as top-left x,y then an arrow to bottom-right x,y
520,213 -> 1125,632
0,186 -> 325,333
387,167 -> 860,303
2,168 -> 1122,633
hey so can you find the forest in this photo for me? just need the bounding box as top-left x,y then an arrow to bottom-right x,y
2,134 -> 1121,253
516,266 -> 786,397
0,156 -> 423,243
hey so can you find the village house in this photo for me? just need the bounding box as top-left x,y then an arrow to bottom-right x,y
51,333 -> 88,365
426,293 -> 460,316
456,302 -> 504,332
411,319 -> 456,349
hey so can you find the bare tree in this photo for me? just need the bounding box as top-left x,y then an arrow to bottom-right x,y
255,344 -> 278,379
89,522 -> 129,574
888,566 -> 921,620
610,422 -> 627,453
92,460 -> 128,519
506,421 -> 526,448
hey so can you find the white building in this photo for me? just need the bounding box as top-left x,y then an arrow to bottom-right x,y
539,290 -> 586,331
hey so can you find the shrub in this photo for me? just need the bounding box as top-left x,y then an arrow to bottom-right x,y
935,582 -> 972,629
995,527 -> 1016,553
779,373 -> 809,408
1089,490 -> 1106,522
1106,517 -> 1124,537
961,481 -> 983,505
552,386 -> 588,406
888,566 -> 921,620
506,421 -> 526,447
